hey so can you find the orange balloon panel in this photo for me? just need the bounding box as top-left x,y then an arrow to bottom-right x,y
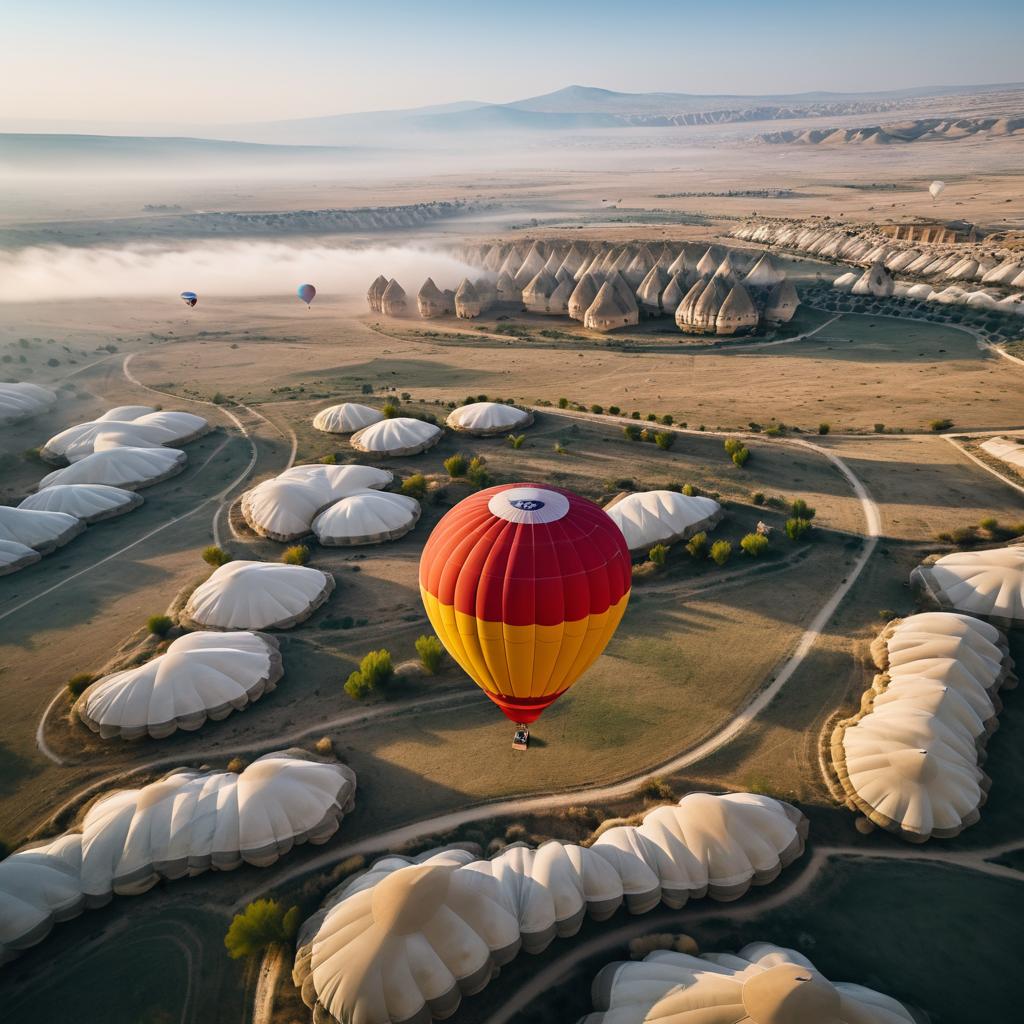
419,483 -> 631,723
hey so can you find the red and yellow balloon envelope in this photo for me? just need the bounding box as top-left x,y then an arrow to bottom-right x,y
419,483 -> 631,724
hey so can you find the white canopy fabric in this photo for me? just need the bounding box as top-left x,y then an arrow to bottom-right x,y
19,483 -> 143,524
130,410 -> 209,443
583,944 -> 916,1024
0,505 -> 84,553
0,752 -> 356,963
0,382 -> 58,424
0,538 -> 42,576
831,612 -> 1013,841
446,402 -> 533,436
182,560 -> 335,630
41,419 -> 178,463
293,793 -> 806,1024
911,546 -> 1024,627
312,490 -> 420,546
38,446 -> 187,491
96,405 -> 157,422
313,403 -> 385,434
276,463 -> 393,499
979,436 -> 1024,472
605,491 -> 722,552
76,631 -> 283,739
350,417 -> 442,456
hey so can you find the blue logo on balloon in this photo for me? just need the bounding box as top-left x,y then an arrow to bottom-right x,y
510,498 -> 544,511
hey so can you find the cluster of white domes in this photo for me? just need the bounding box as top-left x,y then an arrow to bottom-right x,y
313,402 -> 385,435
0,382 -> 57,424
0,505 -> 83,556
350,416 -> 442,456
979,436 -> 1024,472
831,612 -> 1014,841
912,546 -> 1024,628
182,559 -> 335,630
20,483 -> 143,523
0,751 -> 356,963
241,463 -> 392,541
446,401 -> 533,436
75,630 -> 283,739
584,943 -> 917,1024
40,407 -> 207,464
369,242 -> 799,335
605,490 -> 723,553
0,539 -> 42,575
37,445 -> 187,490
293,792 -> 806,1024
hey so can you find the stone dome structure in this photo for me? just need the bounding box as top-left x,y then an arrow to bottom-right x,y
522,270 -> 560,314
416,277 -> 450,318
715,284 -> 760,335
454,278 -> 484,318
568,273 -> 601,321
852,261 -> 896,297
367,275 -> 389,312
637,265 -> 670,315
584,281 -> 639,332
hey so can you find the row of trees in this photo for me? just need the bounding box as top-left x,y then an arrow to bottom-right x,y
344,635 -> 446,699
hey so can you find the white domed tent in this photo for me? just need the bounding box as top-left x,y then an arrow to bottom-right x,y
911,547 -> 1024,627
241,478 -> 330,542
92,426 -> 170,455
979,436 -> 1024,472
312,490 -> 420,546
568,273 -> 601,321
763,279 -> 800,324
350,417 -> 442,457
715,284 -> 759,336
41,418 -> 179,464
277,463 -> 393,497
182,560 -> 334,630
446,401 -> 532,436
293,793 -> 806,1024
96,405 -> 156,422
584,281 -> 638,332
37,446 -> 187,490
131,410 -> 208,444
495,271 -> 522,306
522,270 -> 559,314
605,491 -> 723,553
583,943 -> 916,1024
0,506 -> 84,553
743,253 -> 786,289
416,278 -> 450,318
0,538 -> 42,576
636,265 -> 670,315
0,752 -> 356,961
76,631 -> 283,740
19,483 -> 142,524
0,382 -> 58,424
313,403 -> 385,435
831,612 -> 1013,841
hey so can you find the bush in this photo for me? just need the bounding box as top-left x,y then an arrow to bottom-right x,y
400,473 -> 427,499
685,532 -> 708,559
646,413 -> 657,422
740,533 -> 769,557
590,404 -> 604,414
202,545 -> 230,567
731,446 -> 749,467
508,434 -> 525,449
638,777 -> 674,801
818,422 -> 830,435
873,423 -> 886,433
554,441 -> 568,455
443,453 -> 468,477
608,405 -> 620,415
681,483 -> 696,496
314,736 -> 334,755
226,757 -> 247,774
224,899 -> 300,959
785,517 -> 813,541
382,401 -> 399,419
415,634 -> 445,674
321,453 -> 337,464
558,397 -> 569,409
648,543 -> 669,567
654,431 -> 674,450
467,455 -> 491,487
147,615 -> 173,637
344,673 -> 373,699
623,424 -> 641,441
67,672 -> 96,698
282,545 -> 310,565
710,540 -> 732,566
723,437 -> 744,455
790,499 -> 816,520
752,491 -> 765,505
979,516 -> 998,532
345,649 -> 394,698
929,418 -> 954,432
661,414 -> 674,426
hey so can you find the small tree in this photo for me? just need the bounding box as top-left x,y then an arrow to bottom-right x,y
654,431 -> 674,450
873,423 -> 885,433
724,437 -> 744,456
202,545 -> 230,567
710,540 -> 732,566
818,422 -> 830,435
648,543 -> 669,567
345,649 -> 394,698
731,446 -> 750,467
661,414 -> 674,426
508,434 -> 525,449
467,455 -> 491,487
558,397 -> 569,409
282,545 -> 310,565
415,635 -> 445,674
623,424 -> 641,441
785,517 -> 813,541
590,404 -> 604,414
685,532 -> 708,559
224,899 -> 300,960
400,473 -> 427,499
344,673 -> 372,699
979,516 -> 998,532
608,405 -> 620,415
147,615 -> 172,638
443,453 -> 468,478
67,672 -> 96,698
790,499 -> 816,520
740,533 -> 769,557
382,401 -> 399,419
682,483 -> 696,496
752,491 -> 765,505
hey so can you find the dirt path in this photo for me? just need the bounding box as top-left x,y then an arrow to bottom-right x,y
250,945 -> 285,1024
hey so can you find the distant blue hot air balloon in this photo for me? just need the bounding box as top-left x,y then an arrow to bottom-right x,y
180,291 -> 198,308
297,283 -> 316,307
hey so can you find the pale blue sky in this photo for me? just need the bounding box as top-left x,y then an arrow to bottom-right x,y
5,0 -> 1022,123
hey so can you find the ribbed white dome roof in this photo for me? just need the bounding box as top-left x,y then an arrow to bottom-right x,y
350,417 -> 442,456
606,491 -> 722,551
77,630 -> 283,739
38,446 -> 186,490
313,403 -> 385,434
0,505 -> 84,552
182,560 -> 334,630
912,546 -> 1024,627
446,402 -> 532,435
0,538 -> 42,576
312,490 -> 420,546
96,405 -> 156,422
130,410 -> 208,443
41,419 -> 177,463
19,483 -> 143,524
277,463 -> 393,499
0,382 -> 57,423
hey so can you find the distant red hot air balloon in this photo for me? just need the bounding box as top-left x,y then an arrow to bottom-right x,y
419,483 -> 631,735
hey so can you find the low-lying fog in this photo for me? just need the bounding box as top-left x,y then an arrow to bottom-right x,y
0,241 -> 480,304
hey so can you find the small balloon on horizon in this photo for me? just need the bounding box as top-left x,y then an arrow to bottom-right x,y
297,283 -> 317,306
179,290 -> 197,308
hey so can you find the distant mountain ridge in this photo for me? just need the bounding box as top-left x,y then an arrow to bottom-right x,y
758,114 -> 1024,146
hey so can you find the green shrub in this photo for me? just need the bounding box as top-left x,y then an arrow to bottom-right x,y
382,401 -> 399,419
631,411 -> 641,419
752,491 -> 765,505
67,672 -> 96,698
723,437 -> 744,455
224,899 -> 300,959
685,532 -> 708,559
344,673 -> 372,699
764,424 -> 782,437
443,453 -> 468,477
648,543 -> 669,567
608,405 -> 620,415
681,483 -> 696,496
590,404 -> 604,414
874,423 -> 886,433
202,545 -> 231,567
558,397 -> 569,409
818,422 -> 830,435
147,615 -> 173,637
282,545 -> 310,565
554,441 -> 568,455
740,533 -> 769,557
321,453 -> 337,464
979,516 -> 998,532
654,431 -> 674,450
790,499 -> 816,520
415,635 -> 445,674
508,434 -> 525,449
710,540 -> 732,566
661,414 -> 674,426
345,648 -> 394,698
467,455 -> 491,487
623,424 -> 641,441
400,473 -> 427,499
731,446 -> 749,467
929,418 -> 953,432
646,413 -> 657,422
785,517 -> 813,541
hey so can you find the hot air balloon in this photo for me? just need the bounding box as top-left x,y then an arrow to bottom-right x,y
419,483 -> 631,745
929,180 -> 946,200
180,291 -> 197,308
297,283 -> 316,306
